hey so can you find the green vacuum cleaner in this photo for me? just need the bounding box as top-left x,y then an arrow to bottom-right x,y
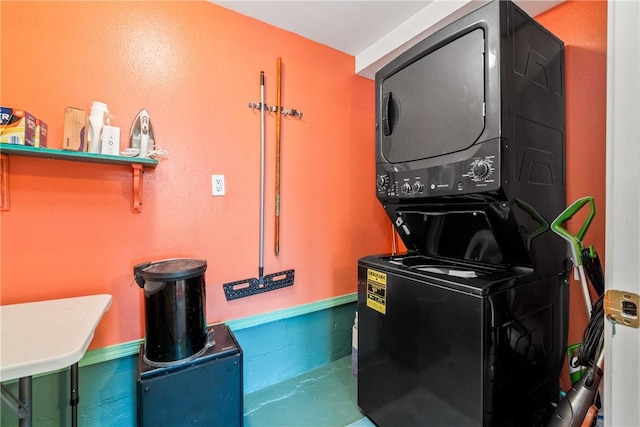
548,196 -> 604,427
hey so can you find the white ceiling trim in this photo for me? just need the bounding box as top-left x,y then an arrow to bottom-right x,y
357,0 -> 564,79
210,0 -> 565,80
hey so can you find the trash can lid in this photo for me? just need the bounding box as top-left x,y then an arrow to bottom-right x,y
138,258 -> 207,281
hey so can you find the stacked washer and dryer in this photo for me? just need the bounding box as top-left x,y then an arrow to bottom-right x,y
357,1 -> 569,426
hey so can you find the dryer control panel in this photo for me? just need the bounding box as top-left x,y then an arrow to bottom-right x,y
376,141 -> 501,201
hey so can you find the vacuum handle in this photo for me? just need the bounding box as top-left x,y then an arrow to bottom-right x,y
551,196 -> 596,265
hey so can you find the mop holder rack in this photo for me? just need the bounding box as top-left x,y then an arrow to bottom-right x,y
248,102 -> 303,119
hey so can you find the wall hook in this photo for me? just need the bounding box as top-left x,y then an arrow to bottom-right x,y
248,103 -> 303,119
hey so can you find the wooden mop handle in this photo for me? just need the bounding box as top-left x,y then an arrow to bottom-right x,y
275,57 -> 282,256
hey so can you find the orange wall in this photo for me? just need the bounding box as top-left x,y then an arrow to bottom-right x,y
0,1 -> 391,348
536,0 -> 608,352
1,1 -> 608,366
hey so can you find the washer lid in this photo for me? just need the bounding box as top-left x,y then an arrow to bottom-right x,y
137,258 -> 207,282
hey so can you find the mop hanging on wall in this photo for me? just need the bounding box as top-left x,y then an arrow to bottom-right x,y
223,68 -> 296,300
274,57 -> 283,256
249,57 -> 302,256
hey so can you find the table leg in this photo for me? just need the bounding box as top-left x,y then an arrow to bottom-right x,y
18,376 -> 32,427
70,362 -> 79,427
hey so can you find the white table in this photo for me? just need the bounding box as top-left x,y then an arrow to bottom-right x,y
0,294 -> 112,427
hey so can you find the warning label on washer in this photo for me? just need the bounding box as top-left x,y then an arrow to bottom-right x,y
366,269 -> 387,314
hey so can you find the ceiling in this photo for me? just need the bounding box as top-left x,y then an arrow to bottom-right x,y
211,1 -> 432,56
210,1 -> 563,77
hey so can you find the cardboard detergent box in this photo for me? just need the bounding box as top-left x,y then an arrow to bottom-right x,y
0,107 -> 37,146
35,118 -> 48,148
63,107 -> 86,151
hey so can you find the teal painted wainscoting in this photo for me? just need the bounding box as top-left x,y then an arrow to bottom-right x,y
230,294 -> 357,393
0,354 -> 138,426
1,294 -> 357,426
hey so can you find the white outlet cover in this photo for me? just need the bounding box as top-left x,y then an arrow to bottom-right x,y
212,174 -> 225,196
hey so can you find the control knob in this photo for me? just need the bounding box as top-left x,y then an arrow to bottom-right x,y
376,174 -> 388,189
472,160 -> 490,179
401,183 -> 411,194
412,182 -> 424,193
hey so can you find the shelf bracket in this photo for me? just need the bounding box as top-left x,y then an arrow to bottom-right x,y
131,163 -> 144,213
1,154 -> 9,211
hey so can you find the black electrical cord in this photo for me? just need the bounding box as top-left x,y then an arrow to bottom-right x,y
576,296 -> 604,368
582,247 -> 604,297
575,246 -> 605,368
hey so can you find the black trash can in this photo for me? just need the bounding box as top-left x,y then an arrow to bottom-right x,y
134,258 -> 211,367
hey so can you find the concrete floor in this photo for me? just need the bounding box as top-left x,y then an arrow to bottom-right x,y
243,356 -> 375,427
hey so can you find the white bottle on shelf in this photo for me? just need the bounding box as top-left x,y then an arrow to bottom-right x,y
87,101 -> 110,153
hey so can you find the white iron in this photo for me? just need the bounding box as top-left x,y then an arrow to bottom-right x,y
129,109 -> 155,158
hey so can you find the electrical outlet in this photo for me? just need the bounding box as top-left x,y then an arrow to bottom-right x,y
212,174 -> 225,196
